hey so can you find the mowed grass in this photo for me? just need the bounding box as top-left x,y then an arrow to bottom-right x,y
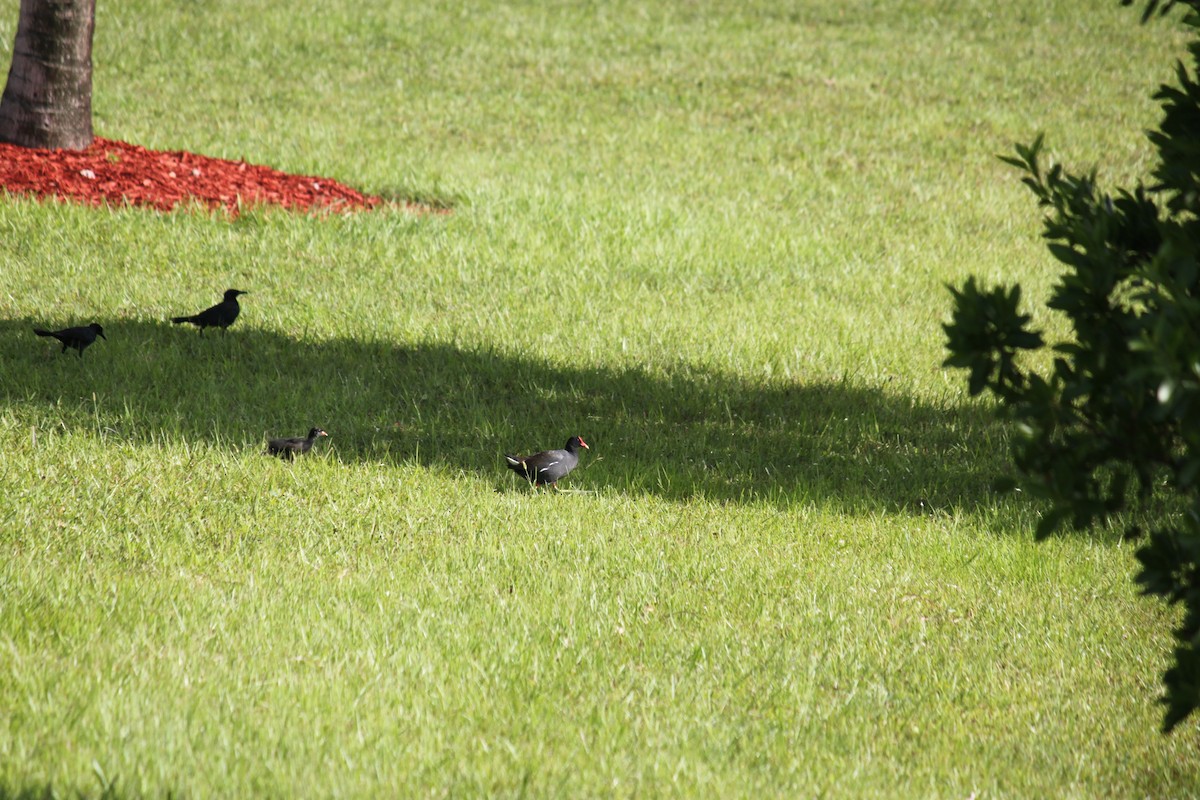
1,0 -> 1199,797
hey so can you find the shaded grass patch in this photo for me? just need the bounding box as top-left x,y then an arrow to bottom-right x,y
3,317 -> 1009,515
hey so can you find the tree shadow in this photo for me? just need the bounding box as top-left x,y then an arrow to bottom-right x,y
1,317 -> 1010,513
0,781 -> 142,800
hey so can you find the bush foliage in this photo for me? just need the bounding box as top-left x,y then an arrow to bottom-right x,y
943,0 -> 1200,732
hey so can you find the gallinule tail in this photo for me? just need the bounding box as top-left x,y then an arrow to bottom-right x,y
33,323 -> 106,358
505,435 -> 590,488
266,427 -> 329,459
171,289 -> 247,334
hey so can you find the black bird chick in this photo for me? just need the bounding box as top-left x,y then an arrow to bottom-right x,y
266,427 -> 329,459
33,323 -> 106,358
505,435 -> 590,489
171,289 -> 247,334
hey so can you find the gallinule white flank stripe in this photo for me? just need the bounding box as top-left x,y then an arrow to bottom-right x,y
505,435 -> 590,488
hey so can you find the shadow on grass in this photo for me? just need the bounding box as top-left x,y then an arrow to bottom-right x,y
0,780 -> 138,800
1,317 -> 1008,512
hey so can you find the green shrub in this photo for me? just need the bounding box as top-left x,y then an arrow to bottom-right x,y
943,0 -> 1200,732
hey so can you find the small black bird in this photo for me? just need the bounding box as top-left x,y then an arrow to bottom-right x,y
505,436 -> 590,488
266,427 -> 329,459
171,289 -> 248,334
33,323 -> 106,358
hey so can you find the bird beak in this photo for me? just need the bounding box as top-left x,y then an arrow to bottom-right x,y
319,430 -> 329,437
98,331 -> 107,340
580,440 -> 590,449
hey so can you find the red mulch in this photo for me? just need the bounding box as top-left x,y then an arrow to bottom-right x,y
0,136 -> 389,217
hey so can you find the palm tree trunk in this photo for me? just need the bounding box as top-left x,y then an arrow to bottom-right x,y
0,0 -> 96,150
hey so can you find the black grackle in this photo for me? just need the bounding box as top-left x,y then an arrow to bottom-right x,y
171,289 -> 248,334
33,323 -> 106,358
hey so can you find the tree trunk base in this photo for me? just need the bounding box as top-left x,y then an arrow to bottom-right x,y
0,0 -> 96,150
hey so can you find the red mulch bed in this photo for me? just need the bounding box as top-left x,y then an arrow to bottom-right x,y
0,136 -> 391,217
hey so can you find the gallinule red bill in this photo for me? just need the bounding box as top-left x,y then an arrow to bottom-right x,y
33,323 -> 106,358
171,289 -> 247,334
266,427 -> 328,459
505,436 -> 590,488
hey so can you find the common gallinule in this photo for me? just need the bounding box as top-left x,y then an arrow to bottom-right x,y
505,435 -> 590,488
266,427 -> 328,459
171,289 -> 247,334
33,323 -> 106,358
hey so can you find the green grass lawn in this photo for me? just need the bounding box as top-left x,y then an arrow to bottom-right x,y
2,0 -> 1199,797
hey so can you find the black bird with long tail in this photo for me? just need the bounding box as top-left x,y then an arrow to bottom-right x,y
33,323 -> 106,358
171,289 -> 247,334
